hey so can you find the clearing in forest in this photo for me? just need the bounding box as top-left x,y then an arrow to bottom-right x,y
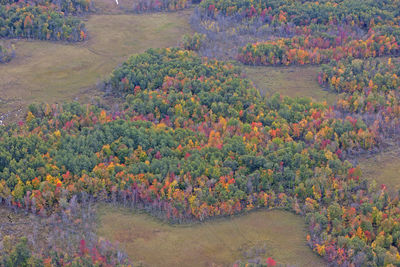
359,148 -> 400,193
97,205 -> 325,267
0,10 -> 192,116
244,65 -> 337,105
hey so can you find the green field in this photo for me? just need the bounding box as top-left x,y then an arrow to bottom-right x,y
97,205 -> 325,267
0,10 -> 192,117
244,65 -> 337,105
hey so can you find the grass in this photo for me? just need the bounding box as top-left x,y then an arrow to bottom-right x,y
97,205 -> 325,267
0,10 -> 192,118
359,147 -> 400,193
243,65 -> 337,105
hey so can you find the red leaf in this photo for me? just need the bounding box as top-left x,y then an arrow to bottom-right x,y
266,257 -> 277,267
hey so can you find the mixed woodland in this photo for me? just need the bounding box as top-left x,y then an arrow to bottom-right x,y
0,0 -> 91,64
1,0 -> 400,266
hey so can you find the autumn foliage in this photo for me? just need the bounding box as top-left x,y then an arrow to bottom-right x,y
238,31 -> 400,66
0,1 -> 88,41
0,0 -> 92,14
320,58 -> 400,134
197,0 -> 400,66
0,236 -> 130,266
1,47 -> 398,265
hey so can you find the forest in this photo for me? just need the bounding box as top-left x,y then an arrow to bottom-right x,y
320,58 -> 400,119
0,4 -> 87,41
0,0 -> 89,43
0,0 -> 92,14
0,0 -> 400,266
190,0 -> 400,62
0,47 -> 397,266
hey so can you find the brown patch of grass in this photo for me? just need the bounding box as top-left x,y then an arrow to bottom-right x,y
0,10 -> 192,119
243,65 -> 337,105
97,205 -> 325,267
359,147 -> 400,193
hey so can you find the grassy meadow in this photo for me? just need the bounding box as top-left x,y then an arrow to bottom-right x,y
97,205 -> 325,267
244,65 -> 337,105
0,10 -> 192,117
359,148 -> 400,193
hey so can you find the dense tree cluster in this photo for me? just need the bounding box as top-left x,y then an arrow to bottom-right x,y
180,33 -> 206,51
0,4 -> 87,41
0,0 -> 92,15
0,42 -> 14,63
238,30 -> 400,65
0,191 -> 130,266
199,0 -> 399,28
0,236 -> 130,266
2,48 -> 400,265
320,58 -> 400,129
193,0 -> 400,64
108,48 -> 262,123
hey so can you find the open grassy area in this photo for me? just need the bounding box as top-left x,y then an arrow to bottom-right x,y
359,147 -> 400,193
0,10 -> 192,118
244,65 -> 337,105
97,205 -> 325,267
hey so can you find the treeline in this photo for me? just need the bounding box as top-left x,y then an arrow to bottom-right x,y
0,236 -> 129,266
319,57 -> 400,138
0,196 -> 130,266
0,43 -> 15,63
237,30 -> 400,65
0,0 -> 92,15
180,33 -> 206,51
320,58 -> 400,114
192,0 -> 400,63
199,0 -> 399,29
0,5 -> 87,41
2,48 -> 400,265
132,0 -> 190,12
